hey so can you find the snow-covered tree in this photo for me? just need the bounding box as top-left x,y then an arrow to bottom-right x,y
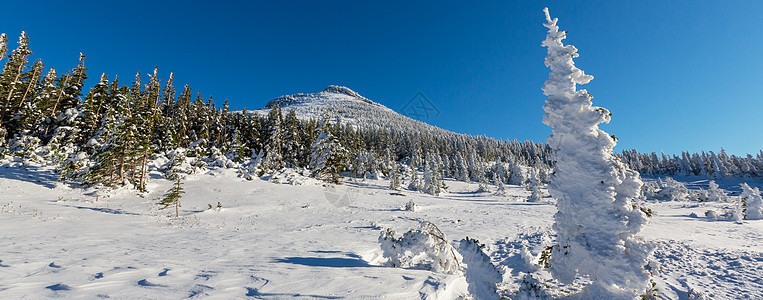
309,113 -> 346,183
493,172 -> 506,196
389,163 -> 401,190
378,221 -> 462,274
262,104 -> 285,172
705,180 -> 727,202
540,8 -> 653,298
508,160 -> 525,185
525,168 -> 543,202
422,152 -> 442,196
740,183 -> 763,220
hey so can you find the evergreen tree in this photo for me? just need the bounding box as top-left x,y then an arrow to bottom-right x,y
0,32 -> 33,139
541,8 -> 653,298
308,112 -> 346,183
389,162 -> 401,190
422,152 -> 441,196
82,73 -> 109,141
11,59 -> 44,137
262,104 -> 284,171
525,168 -> 543,202
158,177 -> 184,218
740,183 -> 763,220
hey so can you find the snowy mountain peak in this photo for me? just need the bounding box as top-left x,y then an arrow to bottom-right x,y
265,85 -> 376,109
322,85 -> 366,99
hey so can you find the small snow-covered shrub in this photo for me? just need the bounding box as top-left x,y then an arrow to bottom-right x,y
378,221 -> 462,274
656,177 -> 689,201
693,180 -> 727,202
704,206 -> 742,222
513,274 -> 553,300
404,200 -> 417,212
740,183 -> 763,220
641,181 -> 660,199
477,182 -> 491,193
706,181 -> 727,202
458,237 -> 502,299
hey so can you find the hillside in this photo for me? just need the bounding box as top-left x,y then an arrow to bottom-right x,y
258,85 -> 484,139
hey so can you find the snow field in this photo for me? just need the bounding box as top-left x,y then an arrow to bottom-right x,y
1,163 -> 762,299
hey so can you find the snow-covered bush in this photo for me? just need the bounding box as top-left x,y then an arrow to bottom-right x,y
695,180 -> 727,202
405,200 -> 417,212
458,237 -> 502,299
540,8 -> 653,298
704,206 -> 742,222
656,177 -> 689,201
508,161 -> 525,185
740,183 -> 763,220
641,180 -> 660,199
513,274 -> 553,300
378,221 -> 462,274
477,182 -> 491,193
160,149 -> 195,179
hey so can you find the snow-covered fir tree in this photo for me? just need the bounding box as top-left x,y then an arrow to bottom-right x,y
422,151 -> 441,196
525,168 -> 543,202
540,8 -> 653,298
308,112 -> 346,184
261,104 -> 285,172
740,183 -> 763,220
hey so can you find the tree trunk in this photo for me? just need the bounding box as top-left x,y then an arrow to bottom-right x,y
44,75 -> 70,136
16,66 -> 39,109
0,63 -> 26,126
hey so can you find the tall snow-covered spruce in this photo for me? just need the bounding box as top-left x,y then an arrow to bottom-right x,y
540,8 -> 653,298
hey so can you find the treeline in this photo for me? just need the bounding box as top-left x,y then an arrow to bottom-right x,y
1,32 -> 756,192
0,32 -> 552,193
619,149 -> 763,179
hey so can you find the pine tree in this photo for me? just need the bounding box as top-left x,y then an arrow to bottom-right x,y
493,172 -> 506,196
262,104 -> 284,171
541,8 -> 653,298
422,152 -> 441,196
408,159 -> 420,191
82,73 -> 110,142
740,183 -> 763,220
308,112 -> 346,183
525,168 -> 543,202
82,79 -> 140,186
158,177 -> 184,218
389,162 -> 401,190
11,59 -> 44,137
0,32 -> 33,139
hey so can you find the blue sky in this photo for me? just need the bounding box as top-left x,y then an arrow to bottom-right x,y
2,1 -> 762,156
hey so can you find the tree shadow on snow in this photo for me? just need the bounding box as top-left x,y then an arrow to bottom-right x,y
245,287 -> 342,299
273,256 -> 375,268
64,205 -> 140,216
0,163 -> 59,189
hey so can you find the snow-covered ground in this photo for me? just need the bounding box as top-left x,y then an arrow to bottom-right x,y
1,162 -> 762,299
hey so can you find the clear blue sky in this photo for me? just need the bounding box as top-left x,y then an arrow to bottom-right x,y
2,1 -> 762,156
